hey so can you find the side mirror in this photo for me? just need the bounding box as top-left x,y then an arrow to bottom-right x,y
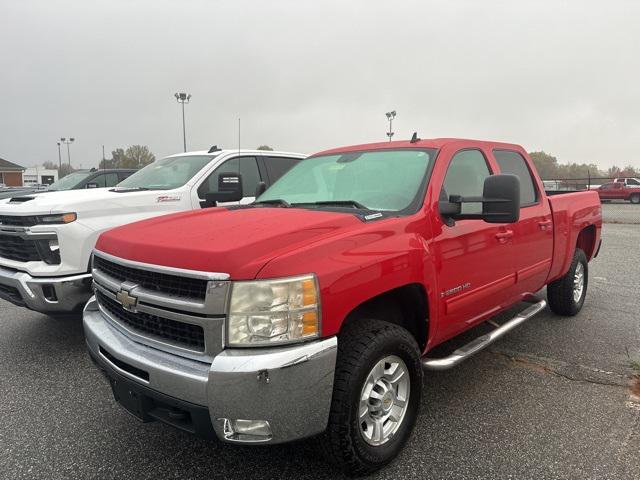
255,181 -> 267,198
86,183 -> 98,189
439,174 -> 520,225
481,174 -> 520,223
203,173 -> 243,207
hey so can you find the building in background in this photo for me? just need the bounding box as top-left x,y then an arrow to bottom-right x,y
23,166 -> 58,186
0,157 -> 25,186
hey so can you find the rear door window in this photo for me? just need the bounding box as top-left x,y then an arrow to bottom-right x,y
493,150 -> 538,206
103,173 -> 119,187
198,156 -> 261,198
118,171 -> 134,182
265,157 -> 301,184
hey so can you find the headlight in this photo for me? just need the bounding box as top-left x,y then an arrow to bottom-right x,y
227,274 -> 320,346
37,213 -> 77,224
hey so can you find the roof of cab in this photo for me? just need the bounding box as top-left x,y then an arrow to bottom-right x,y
166,149 -> 306,158
312,138 -> 525,157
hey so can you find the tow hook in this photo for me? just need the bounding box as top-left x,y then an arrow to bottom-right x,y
257,369 -> 270,384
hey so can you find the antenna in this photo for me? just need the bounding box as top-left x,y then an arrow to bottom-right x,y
238,118 -> 241,158
410,132 -> 421,143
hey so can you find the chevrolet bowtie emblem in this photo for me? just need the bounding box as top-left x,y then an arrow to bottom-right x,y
115,289 -> 138,312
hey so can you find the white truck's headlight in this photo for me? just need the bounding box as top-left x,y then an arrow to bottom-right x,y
227,275 -> 320,346
37,212 -> 77,224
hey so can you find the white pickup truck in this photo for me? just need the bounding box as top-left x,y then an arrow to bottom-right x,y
0,148 -> 304,315
614,177 -> 640,188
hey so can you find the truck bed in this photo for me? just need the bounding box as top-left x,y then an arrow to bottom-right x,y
546,190 -> 602,282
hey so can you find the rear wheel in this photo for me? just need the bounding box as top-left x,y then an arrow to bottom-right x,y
630,193 -> 640,204
547,248 -> 588,316
322,319 -> 423,476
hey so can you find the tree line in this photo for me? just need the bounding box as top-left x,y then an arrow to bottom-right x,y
44,145 -> 156,178
529,151 -> 639,180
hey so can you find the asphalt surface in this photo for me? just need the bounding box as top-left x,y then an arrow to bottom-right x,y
1,224 -> 639,480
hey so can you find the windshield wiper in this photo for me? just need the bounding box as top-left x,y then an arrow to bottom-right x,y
293,200 -> 369,209
254,199 -> 291,207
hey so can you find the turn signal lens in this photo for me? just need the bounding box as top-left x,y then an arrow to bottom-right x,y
302,278 -> 317,306
302,311 -> 318,336
61,213 -> 77,223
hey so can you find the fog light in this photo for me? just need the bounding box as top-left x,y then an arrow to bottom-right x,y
221,418 -> 272,442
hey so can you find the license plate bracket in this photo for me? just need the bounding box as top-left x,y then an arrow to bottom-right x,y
109,375 -> 153,422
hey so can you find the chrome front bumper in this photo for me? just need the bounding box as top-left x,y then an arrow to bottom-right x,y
0,266 -> 92,313
83,297 -> 338,444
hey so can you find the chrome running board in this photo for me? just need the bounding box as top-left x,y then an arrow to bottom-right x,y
422,296 -> 547,371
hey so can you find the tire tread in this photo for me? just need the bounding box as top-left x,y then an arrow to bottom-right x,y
320,319 -> 421,476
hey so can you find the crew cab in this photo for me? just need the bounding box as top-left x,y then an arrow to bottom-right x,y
597,182 -> 640,203
614,177 -> 640,188
83,138 -> 601,475
0,149 -> 304,314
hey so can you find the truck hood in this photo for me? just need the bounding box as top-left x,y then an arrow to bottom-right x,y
95,207 -> 364,279
0,188 -> 185,217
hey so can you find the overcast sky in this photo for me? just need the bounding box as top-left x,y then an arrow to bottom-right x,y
1,0 -> 639,169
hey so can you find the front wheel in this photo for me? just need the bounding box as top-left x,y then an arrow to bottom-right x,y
322,319 -> 423,476
547,248 -> 588,316
630,193 -> 640,204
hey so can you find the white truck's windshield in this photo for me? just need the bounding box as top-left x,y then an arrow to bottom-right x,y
257,149 -> 436,212
47,171 -> 93,191
116,155 -> 216,190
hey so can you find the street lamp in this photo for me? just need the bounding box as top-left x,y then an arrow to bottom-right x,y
60,137 -> 75,167
385,111 -> 396,142
174,92 -> 192,152
56,142 -> 62,170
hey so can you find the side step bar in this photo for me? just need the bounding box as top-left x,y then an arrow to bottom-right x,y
422,297 -> 547,371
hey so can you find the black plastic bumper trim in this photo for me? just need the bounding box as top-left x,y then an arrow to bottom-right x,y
88,346 -> 216,440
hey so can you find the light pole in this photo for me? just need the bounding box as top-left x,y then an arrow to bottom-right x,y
174,92 -> 192,152
60,137 -> 75,167
57,142 -> 62,170
385,111 -> 396,142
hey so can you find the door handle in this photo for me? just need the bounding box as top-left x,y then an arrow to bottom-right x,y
538,220 -> 552,230
495,230 -> 514,243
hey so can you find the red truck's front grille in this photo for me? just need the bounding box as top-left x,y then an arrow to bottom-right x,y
96,290 -> 205,351
93,255 -> 208,300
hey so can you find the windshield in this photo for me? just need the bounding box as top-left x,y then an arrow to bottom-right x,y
47,171 -> 92,191
258,149 -> 436,212
116,155 -> 216,190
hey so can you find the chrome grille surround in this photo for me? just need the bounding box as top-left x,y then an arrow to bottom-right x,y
91,250 -> 230,362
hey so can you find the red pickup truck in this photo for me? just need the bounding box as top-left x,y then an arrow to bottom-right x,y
597,182 -> 640,204
84,138 -> 602,475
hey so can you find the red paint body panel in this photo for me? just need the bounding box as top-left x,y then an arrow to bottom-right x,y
546,191 -> 602,282
96,208 -> 364,280
95,139 -> 602,354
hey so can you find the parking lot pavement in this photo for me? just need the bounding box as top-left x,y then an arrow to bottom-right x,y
1,224 -> 639,480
